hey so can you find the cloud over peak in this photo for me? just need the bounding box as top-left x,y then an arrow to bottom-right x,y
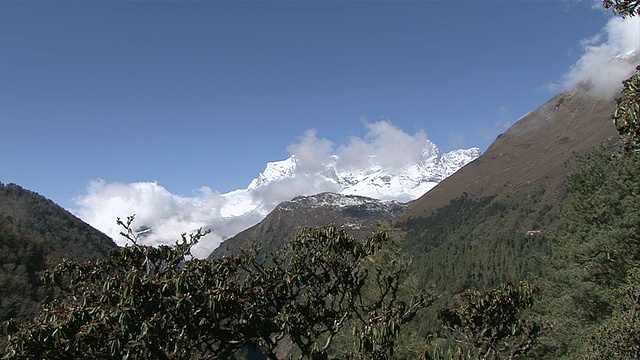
287,120 -> 435,172
74,121 -> 446,258
556,16 -> 639,99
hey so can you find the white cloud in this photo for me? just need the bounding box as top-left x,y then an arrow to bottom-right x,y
557,16 -> 639,99
74,179 -> 243,258
73,120 -> 445,258
336,120 -> 432,170
286,129 -> 334,174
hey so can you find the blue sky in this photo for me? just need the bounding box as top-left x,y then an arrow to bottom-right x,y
0,1 -> 633,211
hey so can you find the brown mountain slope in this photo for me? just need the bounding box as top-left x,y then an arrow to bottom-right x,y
401,92 -> 618,220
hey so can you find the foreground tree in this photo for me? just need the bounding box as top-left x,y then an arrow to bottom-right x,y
427,281 -> 544,360
603,0 -> 640,153
584,266 -> 640,359
2,217 -> 431,359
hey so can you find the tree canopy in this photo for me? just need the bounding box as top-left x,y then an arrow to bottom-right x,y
2,217 -> 431,359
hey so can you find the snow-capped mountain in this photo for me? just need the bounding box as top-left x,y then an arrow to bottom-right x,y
254,148 -> 477,199
76,140 -> 479,259
220,143 -> 480,220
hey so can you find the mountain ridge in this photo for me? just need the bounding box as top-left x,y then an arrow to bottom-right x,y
210,192 -> 409,259
401,92 -> 618,220
110,139 -> 479,258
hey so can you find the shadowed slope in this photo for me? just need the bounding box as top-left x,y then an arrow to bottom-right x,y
0,182 -> 117,321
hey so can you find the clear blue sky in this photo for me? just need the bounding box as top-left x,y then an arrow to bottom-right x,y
0,1 -> 616,210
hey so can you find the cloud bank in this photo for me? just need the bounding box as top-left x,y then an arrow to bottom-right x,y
557,16 -> 639,99
335,121 -> 431,170
73,121 -> 439,258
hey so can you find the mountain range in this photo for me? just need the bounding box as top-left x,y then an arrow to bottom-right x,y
128,141 -> 480,258
220,143 -> 480,216
211,90 -> 618,261
0,88 -> 624,355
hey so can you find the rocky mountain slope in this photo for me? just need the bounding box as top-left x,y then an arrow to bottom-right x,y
210,192 -> 409,259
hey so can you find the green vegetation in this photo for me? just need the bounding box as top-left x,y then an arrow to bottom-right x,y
2,218 -> 432,359
2,1 -> 639,358
0,216 -> 47,322
0,183 -> 115,324
430,281 -> 545,360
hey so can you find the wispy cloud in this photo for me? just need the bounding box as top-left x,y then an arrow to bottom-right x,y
336,120 -> 432,170
553,16 -> 639,99
448,132 -> 466,149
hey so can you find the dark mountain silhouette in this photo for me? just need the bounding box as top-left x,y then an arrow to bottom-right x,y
0,182 -> 117,321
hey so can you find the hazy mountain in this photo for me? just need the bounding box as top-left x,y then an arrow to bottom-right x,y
0,182 -> 117,322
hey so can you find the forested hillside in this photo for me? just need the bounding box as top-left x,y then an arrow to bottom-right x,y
0,183 -> 116,322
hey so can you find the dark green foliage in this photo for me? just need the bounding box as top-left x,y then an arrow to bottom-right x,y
394,188 -> 556,358
0,182 -> 116,323
527,147 -> 640,358
612,66 -> 640,153
402,194 -> 497,252
430,281 -> 544,360
603,0 -> 640,17
0,183 -> 115,264
2,217 -> 431,359
399,186 -> 556,296
0,216 -> 47,321
584,266 -> 640,359
563,147 -> 640,287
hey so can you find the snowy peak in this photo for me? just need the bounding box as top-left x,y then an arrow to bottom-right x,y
213,141 -> 479,238
248,156 -> 299,189
242,145 -> 480,203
